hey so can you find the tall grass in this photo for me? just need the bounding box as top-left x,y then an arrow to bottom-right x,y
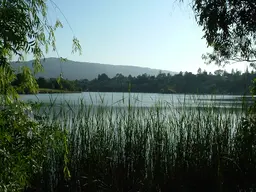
25,95 -> 256,191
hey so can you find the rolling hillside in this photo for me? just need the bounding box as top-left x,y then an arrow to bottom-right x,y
11,57 -> 175,80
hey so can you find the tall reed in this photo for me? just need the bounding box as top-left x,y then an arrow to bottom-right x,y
29,94 -> 256,191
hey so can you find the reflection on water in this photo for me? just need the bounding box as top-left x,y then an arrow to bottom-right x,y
20,92 -> 253,109
25,92 -> 248,132
31,99 -> 243,138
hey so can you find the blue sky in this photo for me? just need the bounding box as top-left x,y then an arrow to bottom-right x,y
31,0 -> 250,73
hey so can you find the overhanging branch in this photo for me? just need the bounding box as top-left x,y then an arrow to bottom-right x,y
231,57 -> 256,63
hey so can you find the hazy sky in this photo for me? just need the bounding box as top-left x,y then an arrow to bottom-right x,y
33,0 -> 250,73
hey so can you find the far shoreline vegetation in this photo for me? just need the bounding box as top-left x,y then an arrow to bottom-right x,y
15,68 -> 256,95
37,88 -> 81,94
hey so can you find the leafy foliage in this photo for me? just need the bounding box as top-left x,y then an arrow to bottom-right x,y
181,0 -> 256,110
0,102 -> 69,191
185,0 -> 256,66
0,0 -> 81,191
0,0 -> 81,100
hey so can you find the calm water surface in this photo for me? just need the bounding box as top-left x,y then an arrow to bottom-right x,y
20,92 -> 250,108
19,92 -> 250,130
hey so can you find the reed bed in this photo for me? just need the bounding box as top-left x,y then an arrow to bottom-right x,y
22,94 -> 255,192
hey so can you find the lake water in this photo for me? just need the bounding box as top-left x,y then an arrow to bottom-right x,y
19,92 -> 251,131
20,92 -> 252,109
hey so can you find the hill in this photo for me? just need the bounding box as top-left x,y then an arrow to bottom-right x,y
11,57 -> 175,80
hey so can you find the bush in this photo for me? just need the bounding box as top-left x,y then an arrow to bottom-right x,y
0,102 -> 68,192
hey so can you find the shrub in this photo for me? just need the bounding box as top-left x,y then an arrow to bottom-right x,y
0,102 -> 68,192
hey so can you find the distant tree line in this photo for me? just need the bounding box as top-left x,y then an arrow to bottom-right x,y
13,68 -> 256,95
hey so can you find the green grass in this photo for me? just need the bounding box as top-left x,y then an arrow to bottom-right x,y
1,95 -> 256,191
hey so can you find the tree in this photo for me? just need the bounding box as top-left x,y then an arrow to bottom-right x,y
37,77 -> 48,88
214,69 -> 224,76
0,0 -> 81,101
197,67 -> 202,75
0,1 -> 81,190
180,0 -> 256,112
182,0 -> 256,67
98,73 -> 110,81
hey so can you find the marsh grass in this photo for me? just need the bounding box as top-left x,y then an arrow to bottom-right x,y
28,94 -> 256,191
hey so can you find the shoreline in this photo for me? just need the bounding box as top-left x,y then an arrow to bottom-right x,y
19,88 -> 82,95
19,89 -> 254,96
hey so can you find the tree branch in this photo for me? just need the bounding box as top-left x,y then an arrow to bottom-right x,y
231,57 -> 256,63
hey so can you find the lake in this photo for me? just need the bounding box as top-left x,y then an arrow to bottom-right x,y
20,92 -> 249,137
20,92 -> 252,108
